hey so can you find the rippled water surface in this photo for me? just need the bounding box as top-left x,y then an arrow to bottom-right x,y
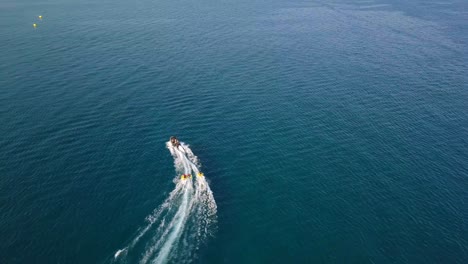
1,0 -> 467,263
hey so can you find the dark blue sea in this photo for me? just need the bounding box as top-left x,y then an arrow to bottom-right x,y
1,0 -> 467,263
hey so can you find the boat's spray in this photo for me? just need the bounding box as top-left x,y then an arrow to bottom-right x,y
113,141 -> 217,264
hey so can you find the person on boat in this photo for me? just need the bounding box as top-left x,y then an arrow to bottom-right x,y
170,136 -> 180,147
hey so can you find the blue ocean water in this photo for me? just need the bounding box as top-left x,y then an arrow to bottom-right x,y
1,0 -> 467,263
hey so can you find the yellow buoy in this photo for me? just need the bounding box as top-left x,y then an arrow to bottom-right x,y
197,172 -> 204,177
38,15 -> 42,20
33,23 -> 37,28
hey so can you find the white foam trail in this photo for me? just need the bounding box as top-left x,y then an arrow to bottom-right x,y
153,184 -> 193,263
113,140 -> 217,264
140,182 -> 194,264
114,183 -> 186,261
114,249 -> 125,259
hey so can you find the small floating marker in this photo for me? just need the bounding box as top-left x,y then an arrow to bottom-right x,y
38,15 -> 42,20
33,23 -> 37,28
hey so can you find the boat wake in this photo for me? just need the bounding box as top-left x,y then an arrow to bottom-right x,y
113,141 -> 217,264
